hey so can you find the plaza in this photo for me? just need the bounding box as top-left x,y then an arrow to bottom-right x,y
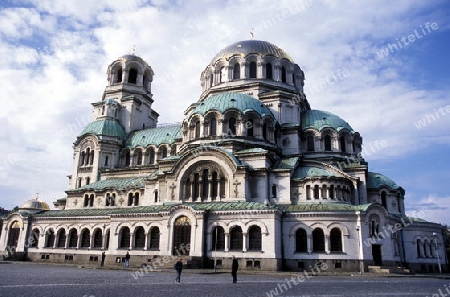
0,262 -> 448,297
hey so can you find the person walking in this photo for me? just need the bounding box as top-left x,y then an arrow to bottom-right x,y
174,258 -> 183,284
124,251 -> 130,268
101,251 -> 106,267
231,256 -> 239,283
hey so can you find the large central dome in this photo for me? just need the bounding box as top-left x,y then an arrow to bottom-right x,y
211,40 -> 294,64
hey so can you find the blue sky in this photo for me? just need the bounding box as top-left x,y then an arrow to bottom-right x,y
0,0 -> 449,224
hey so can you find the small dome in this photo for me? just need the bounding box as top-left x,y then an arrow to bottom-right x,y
293,166 -> 337,180
367,172 -> 404,193
211,40 -> 294,64
80,118 -> 126,139
188,92 -> 276,121
117,54 -> 148,65
20,197 -> 50,213
301,110 -> 354,133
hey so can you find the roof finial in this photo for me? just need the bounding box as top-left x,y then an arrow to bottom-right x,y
131,45 -> 136,55
35,192 -> 39,200
250,28 -> 254,39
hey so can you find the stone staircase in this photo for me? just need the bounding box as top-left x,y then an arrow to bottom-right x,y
368,265 -> 412,274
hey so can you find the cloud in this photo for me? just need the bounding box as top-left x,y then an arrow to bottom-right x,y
406,194 -> 450,226
0,0 -> 449,214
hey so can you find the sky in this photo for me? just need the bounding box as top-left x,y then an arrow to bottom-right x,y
0,0 -> 449,224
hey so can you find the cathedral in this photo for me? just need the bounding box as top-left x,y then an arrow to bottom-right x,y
0,39 -> 447,273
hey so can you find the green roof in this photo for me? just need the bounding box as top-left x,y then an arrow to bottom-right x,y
189,92 -> 276,121
292,166 -> 337,180
80,118 -> 126,139
34,202 -> 276,218
125,125 -> 182,148
301,110 -> 354,133
367,172 -> 402,191
73,176 -> 147,192
279,202 -> 374,212
274,157 -> 299,170
34,201 -> 379,218
234,148 -> 268,155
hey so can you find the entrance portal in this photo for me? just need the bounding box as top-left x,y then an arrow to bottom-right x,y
7,221 -> 21,249
172,216 -> 191,256
372,244 -> 382,266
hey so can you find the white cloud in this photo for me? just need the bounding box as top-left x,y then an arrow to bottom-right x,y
406,194 -> 450,226
0,0 -> 449,213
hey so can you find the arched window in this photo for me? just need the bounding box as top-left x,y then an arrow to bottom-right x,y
119,227 -> 130,248
128,193 -> 134,206
329,185 -> 335,199
262,123 -> 268,140
212,226 -> 225,251
233,63 -> 240,79
219,66 -> 226,83
266,63 -> 273,79
68,229 -> 78,248
211,171 -> 218,199
128,68 -> 137,84
134,226 -> 145,248
248,226 -> 262,251
148,148 -> 155,165
340,136 -> 346,152
381,192 -> 387,208
102,105 -> 105,115
161,147 -> 167,158
171,144 -> 177,156
272,184 -> 277,198
249,61 -> 257,78
154,190 -> 158,203
93,229 -> 102,248
202,169 -> 209,200
136,150 -> 143,165
312,228 -> 325,252
423,240 -> 429,257
116,68 -> 122,83
85,148 -> 90,165
105,229 -> 110,249
31,229 -> 39,247
193,173 -> 200,200
281,66 -> 287,83
80,152 -> 85,167
209,117 -> 217,136
307,135 -> 315,151
57,229 -> 66,248
149,227 -> 160,249
292,73 -> 296,87
209,74 -> 213,87
86,177 -> 90,186
89,150 -> 94,165
246,119 -> 254,137
195,121 -> 201,138
45,229 -> 55,248
417,239 -> 422,257
143,74 -> 149,91
228,117 -> 236,136
104,155 -> 109,167
324,135 -> 332,151
330,228 -> 342,252
314,185 -> 320,199
230,226 -> 243,250
80,229 -> 90,248
295,228 -> 307,252
125,151 -> 131,166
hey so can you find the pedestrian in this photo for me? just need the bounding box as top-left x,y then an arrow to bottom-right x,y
231,255 -> 239,283
124,251 -> 130,268
174,258 -> 183,284
101,251 -> 106,267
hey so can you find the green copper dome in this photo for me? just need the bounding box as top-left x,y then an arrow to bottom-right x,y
293,166 -> 338,180
301,110 -> 354,133
80,118 -> 126,139
126,125 -> 182,148
189,92 -> 276,121
211,40 -> 294,64
367,172 -> 403,192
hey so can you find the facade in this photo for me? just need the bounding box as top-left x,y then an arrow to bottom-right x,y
0,40 -> 447,273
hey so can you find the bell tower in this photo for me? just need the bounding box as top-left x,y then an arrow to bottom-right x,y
92,53 -> 159,133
